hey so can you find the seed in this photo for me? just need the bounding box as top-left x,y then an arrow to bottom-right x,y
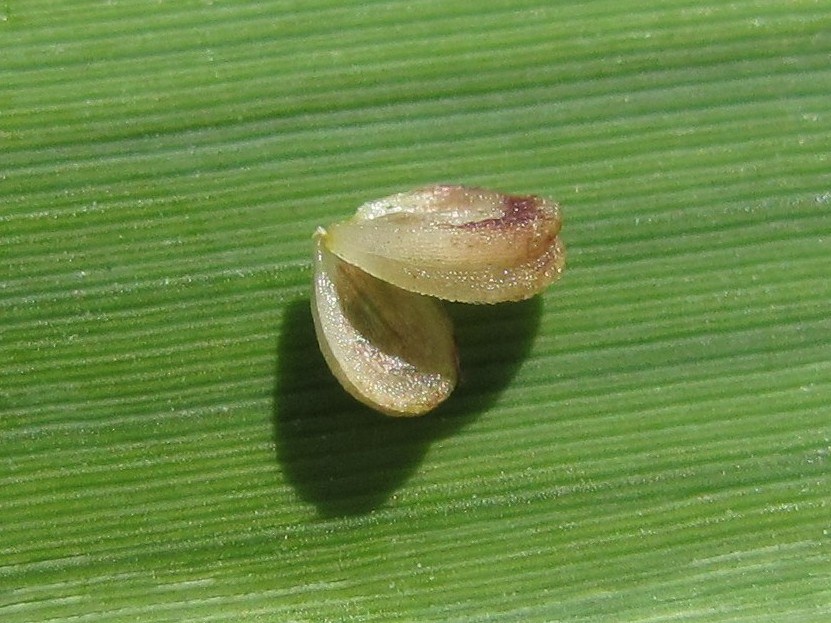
311,228 -> 458,417
311,185 -> 565,416
325,184 -> 565,303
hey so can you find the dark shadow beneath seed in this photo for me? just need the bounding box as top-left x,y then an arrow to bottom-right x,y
272,296 -> 541,518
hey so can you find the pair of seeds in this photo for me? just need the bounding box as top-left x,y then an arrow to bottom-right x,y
311,184 -> 565,417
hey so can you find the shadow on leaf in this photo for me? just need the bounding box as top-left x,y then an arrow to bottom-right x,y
273,296 -> 541,517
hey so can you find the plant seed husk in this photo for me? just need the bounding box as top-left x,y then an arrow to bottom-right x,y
311,229 -> 458,417
325,184 -> 565,303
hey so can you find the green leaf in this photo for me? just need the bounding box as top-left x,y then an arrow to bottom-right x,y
2,1 -> 829,621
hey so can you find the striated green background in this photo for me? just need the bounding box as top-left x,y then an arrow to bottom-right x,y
2,1 -> 830,621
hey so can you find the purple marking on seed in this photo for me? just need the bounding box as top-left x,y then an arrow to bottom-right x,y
460,193 -> 549,230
